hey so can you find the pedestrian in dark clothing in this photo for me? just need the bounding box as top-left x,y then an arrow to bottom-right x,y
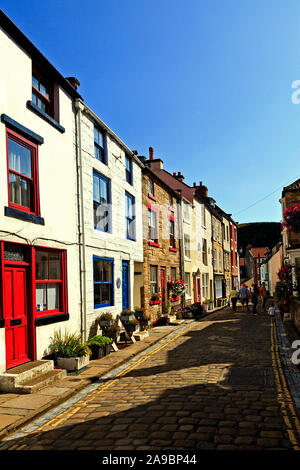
250,284 -> 259,315
230,288 -> 238,312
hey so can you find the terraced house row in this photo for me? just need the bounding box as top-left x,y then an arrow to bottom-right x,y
0,10 -> 239,374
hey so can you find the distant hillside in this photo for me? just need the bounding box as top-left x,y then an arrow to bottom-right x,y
237,222 -> 282,256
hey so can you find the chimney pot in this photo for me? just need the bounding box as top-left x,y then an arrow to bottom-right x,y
65,76 -> 80,90
132,150 -> 138,155
149,147 -> 154,160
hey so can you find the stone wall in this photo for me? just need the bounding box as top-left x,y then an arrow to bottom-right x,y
142,170 -> 181,322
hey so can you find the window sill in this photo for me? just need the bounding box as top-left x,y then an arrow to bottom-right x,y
169,247 -> 178,252
150,299 -> 161,305
27,100 -> 65,133
183,219 -> 191,224
1,114 -> 44,144
35,313 -> 69,327
149,241 -> 160,248
148,193 -> 157,201
5,206 -> 45,225
185,256 -> 192,262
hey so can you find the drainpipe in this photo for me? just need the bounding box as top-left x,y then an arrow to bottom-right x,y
74,99 -> 87,341
176,190 -> 185,308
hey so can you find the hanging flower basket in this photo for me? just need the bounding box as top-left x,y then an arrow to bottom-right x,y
168,279 -> 186,297
282,204 -> 300,233
278,265 -> 292,281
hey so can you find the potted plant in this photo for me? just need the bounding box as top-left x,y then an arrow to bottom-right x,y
134,309 -> 150,330
208,298 -> 214,310
134,307 -> 145,320
98,312 -> 113,328
120,309 -> 135,322
124,318 -> 138,335
49,330 -> 91,371
102,324 -> 119,343
87,335 -> 112,360
150,292 -> 161,305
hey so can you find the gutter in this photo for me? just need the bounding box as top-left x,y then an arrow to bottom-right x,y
74,99 -> 87,341
82,104 -> 144,169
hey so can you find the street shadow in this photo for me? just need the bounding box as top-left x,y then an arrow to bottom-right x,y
0,308 -> 278,452
0,376 -> 290,452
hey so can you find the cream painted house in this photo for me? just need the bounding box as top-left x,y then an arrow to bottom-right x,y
195,197 -> 214,305
74,100 -> 144,338
0,11 -> 82,372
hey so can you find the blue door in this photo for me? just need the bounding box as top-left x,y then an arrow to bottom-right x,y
122,261 -> 129,310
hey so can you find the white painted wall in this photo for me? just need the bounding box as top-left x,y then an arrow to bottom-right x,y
78,107 -> 143,335
0,27 -> 81,370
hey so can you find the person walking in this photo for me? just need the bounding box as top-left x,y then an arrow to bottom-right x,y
260,282 -> 267,312
230,287 -> 238,312
239,284 -> 250,312
268,302 -> 275,324
250,283 -> 259,315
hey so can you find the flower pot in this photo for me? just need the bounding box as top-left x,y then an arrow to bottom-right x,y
99,320 -> 112,327
57,355 -> 90,371
105,344 -> 111,356
89,345 -> 106,360
120,314 -> 134,322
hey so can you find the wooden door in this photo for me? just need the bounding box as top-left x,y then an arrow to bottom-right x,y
160,269 -> 165,312
4,266 -> 29,369
197,278 -> 201,302
122,261 -> 130,311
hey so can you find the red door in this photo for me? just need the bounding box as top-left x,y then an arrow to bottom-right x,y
4,266 -> 30,369
160,269 -> 165,312
197,278 -> 201,302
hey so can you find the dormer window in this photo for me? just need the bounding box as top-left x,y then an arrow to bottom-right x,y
32,75 -> 51,115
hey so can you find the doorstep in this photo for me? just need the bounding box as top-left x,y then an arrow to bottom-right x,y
0,320 -> 191,440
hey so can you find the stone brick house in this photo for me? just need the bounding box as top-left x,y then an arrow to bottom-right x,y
138,160 -> 181,323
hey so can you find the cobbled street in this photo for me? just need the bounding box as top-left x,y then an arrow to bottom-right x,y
1,306 -> 300,451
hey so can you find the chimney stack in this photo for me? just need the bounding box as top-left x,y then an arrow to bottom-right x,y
149,147 -> 154,160
194,181 -> 208,197
65,76 -> 80,90
173,171 -> 185,183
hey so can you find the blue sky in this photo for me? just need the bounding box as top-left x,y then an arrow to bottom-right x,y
2,0 -> 300,223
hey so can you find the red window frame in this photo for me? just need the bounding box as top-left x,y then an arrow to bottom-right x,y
32,74 -> 51,115
6,129 -> 40,215
34,247 -> 68,318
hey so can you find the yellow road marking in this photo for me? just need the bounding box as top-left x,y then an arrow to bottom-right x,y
38,321 -> 200,431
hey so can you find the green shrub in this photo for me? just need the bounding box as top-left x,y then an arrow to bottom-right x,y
49,330 -> 91,358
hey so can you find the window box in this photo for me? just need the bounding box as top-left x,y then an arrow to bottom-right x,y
148,193 -> 157,201
149,241 -> 160,248
171,296 -> 180,302
150,299 -> 161,305
169,247 -> 178,252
